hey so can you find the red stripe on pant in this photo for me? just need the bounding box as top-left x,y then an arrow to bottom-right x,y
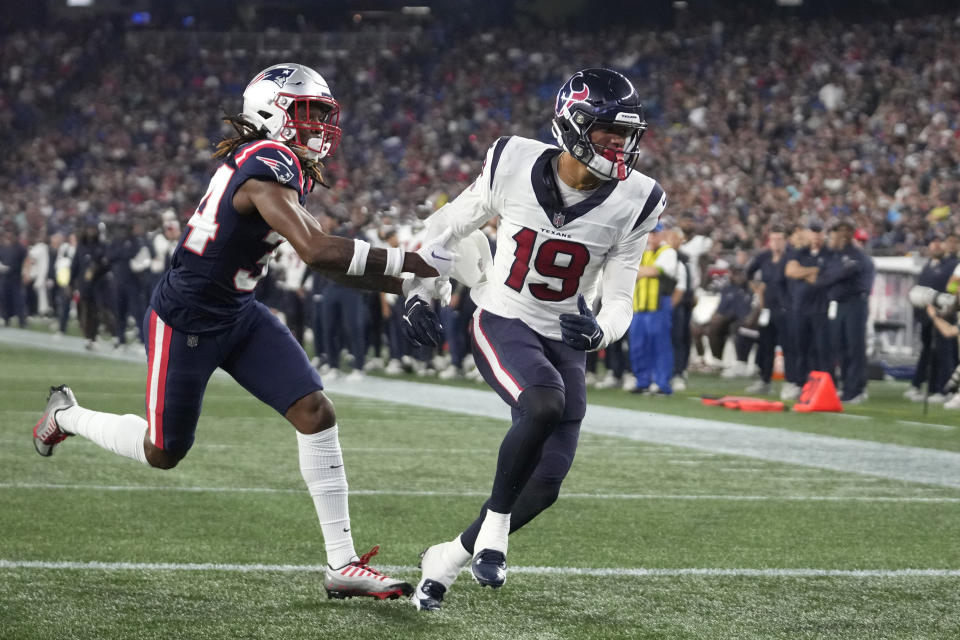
146,311 -> 173,449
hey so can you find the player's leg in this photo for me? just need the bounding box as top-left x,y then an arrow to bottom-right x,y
34,309 -> 213,469
221,302 -> 411,600
414,339 -> 584,610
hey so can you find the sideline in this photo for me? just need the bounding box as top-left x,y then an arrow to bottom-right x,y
3,328 -> 960,489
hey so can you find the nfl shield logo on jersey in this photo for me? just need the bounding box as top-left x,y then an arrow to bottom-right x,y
552,211 -> 565,228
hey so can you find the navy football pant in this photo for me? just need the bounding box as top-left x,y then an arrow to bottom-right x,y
143,302 -> 323,453
461,309 -> 586,552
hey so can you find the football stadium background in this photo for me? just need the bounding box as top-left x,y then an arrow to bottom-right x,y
2,1 -> 959,638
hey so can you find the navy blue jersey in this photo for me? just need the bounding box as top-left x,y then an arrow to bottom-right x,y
786,247 -> 829,313
746,249 -> 789,312
151,140 -> 308,333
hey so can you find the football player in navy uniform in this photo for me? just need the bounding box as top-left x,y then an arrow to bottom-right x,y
408,69 -> 665,610
32,63 -> 454,601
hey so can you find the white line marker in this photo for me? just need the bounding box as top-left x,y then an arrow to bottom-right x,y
898,420 -> 956,431
1,559 -> 958,578
2,482 -> 958,502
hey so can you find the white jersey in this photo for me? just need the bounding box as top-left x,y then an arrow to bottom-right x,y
428,136 -> 666,346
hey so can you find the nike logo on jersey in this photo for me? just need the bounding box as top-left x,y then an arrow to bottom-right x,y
279,153 -> 294,166
430,250 -> 451,262
329,464 -> 343,469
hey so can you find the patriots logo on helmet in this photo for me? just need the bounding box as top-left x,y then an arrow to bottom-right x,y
557,76 -> 590,118
250,67 -> 296,89
257,155 -> 295,184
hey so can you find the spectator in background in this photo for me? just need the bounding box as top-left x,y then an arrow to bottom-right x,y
905,235 -> 958,402
108,220 -> 148,346
744,227 -> 790,395
71,223 -> 115,350
925,301 -> 960,409
629,225 -> 678,396
24,231 -> 51,318
274,241 -> 308,347
0,228 -> 27,327
818,220 -> 874,404
667,228 -> 693,392
785,222 -> 830,388
678,213 -> 712,292
51,231 -> 76,336
691,266 -> 753,370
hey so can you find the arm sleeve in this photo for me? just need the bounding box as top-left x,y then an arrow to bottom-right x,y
594,187 -> 666,347
423,138 -> 506,244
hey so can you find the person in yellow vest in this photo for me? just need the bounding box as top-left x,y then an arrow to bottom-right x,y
628,223 -> 680,394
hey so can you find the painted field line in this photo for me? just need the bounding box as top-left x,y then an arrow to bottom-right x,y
898,420 -> 956,431
1,559 -> 958,578
2,482 -> 958,503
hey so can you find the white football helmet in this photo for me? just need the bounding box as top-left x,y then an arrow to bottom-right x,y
241,63 -> 341,159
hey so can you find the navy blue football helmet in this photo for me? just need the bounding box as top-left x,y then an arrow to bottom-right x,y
551,68 -> 647,181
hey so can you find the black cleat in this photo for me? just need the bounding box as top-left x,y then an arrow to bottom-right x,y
471,549 -> 506,588
411,578 -> 446,611
33,385 -> 77,457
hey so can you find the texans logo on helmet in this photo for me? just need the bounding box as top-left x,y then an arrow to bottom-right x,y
558,77 -> 590,118
250,67 -> 296,88
257,155 -> 295,184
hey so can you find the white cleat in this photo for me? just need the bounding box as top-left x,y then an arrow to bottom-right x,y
411,541 -> 470,612
323,545 -> 413,600
33,385 -> 77,457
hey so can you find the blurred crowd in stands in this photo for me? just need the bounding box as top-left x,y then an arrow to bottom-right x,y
2,9 -> 960,405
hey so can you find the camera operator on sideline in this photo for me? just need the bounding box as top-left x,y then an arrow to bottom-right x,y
905,235 -> 958,402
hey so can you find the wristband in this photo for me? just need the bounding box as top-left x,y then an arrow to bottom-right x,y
347,239 -> 371,276
384,247 -> 404,277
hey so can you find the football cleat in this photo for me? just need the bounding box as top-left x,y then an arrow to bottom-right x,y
471,549 -> 507,588
33,385 -> 77,457
410,578 -> 446,612
323,545 -> 413,600
411,542 -> 470,611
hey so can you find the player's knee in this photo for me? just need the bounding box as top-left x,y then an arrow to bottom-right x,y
525,476 -> 564,512
144,442 -> 187,470
519,386 -> 565,426
288,391 -> 337,434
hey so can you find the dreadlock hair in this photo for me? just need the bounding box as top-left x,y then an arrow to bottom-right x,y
214,114 -> 329,189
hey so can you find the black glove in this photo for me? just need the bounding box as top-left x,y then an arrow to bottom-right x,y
402,295 -> 444,347
559,294 -> 603,351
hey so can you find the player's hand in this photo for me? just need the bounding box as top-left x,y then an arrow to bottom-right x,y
402,294 -> 444,347
559,294 -> 603,351
416,228 -> 458,279
402,276 -> 452,306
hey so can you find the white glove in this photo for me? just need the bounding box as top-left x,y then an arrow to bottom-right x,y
402,276 -> 452,306
416,228 -> 458,279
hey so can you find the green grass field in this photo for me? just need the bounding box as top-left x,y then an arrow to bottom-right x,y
1,338 -> 959,639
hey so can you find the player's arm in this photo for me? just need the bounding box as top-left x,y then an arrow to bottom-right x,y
784,259 -> 816,280
237,179 -> 450,292
927,305 -> 960,338
419,138 -> 507,261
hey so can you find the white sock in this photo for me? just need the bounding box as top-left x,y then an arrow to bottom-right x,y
56,406 -> 148,465
297,426 -> 357,569
473,510 -> 510,556
449,535 -> 472,567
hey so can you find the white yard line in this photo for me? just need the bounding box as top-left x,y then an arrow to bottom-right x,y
898,420 -> 956,431
3,328 -> 960,488
0,558 -> 957,578
1,482 -> 957,502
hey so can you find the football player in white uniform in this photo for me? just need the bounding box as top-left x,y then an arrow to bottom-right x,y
407,68 -> 667,610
